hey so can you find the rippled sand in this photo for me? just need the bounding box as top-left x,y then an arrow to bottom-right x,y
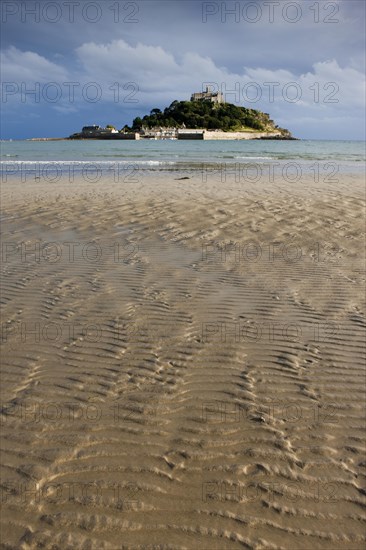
1,170 -> 365,549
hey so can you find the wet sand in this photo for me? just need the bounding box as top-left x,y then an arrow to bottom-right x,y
1,170 -> 365,549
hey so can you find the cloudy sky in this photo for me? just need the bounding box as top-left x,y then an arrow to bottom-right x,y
1,0 -> 365,139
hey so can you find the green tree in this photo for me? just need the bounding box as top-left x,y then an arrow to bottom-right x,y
132,117 -> 143,130
129,100 -> 288,134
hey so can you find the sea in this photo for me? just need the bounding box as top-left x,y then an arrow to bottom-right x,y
1,139 -> 365,181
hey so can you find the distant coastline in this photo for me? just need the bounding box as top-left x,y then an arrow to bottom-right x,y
24,133 -> 298,141
9,89 -> 300,141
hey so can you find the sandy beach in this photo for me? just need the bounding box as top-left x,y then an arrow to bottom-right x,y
1,170 -> 365,549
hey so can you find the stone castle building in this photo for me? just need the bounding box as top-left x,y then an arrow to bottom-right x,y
190,86 -> 225,104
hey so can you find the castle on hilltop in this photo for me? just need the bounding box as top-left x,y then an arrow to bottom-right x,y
190,86 -> 225,104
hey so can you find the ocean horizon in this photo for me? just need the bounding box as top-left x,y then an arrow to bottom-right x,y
1,139 -> 365,178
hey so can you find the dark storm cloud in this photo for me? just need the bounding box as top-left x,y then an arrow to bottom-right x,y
2,1 -> 364,69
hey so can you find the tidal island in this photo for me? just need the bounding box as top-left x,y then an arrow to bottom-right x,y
69,86 -> 296,141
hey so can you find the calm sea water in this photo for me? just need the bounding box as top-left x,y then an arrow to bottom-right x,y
1,139 -> 365,177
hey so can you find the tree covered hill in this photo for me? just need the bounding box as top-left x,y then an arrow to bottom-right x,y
124,100 -> 291,135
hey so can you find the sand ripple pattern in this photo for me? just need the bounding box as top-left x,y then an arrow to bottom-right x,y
1,174 -> 365,549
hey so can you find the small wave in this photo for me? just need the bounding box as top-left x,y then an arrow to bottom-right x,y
234,156 -> 275,160
0,160 -> 176,166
